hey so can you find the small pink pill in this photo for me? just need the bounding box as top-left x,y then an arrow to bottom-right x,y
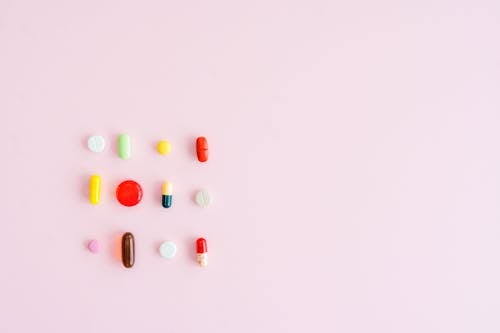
87,240 -> 101,253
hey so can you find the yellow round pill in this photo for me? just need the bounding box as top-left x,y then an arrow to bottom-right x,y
157,140 -> 172,155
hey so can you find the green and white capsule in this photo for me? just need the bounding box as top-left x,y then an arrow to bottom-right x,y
162,182 -> 173,208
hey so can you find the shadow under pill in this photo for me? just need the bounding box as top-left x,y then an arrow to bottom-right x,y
110,134 -> 119,156
80,174 -> 89,201
190,190 -> 199,205
186,135 -> 197,160
81,135 -> 90,150
154,241 -> 163,256
152,141 -> 159,154
186,236 -> 198,265
109,179 -> 120,203
111,233 -> 122,264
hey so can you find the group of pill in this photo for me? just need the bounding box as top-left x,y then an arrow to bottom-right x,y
86,134 -> 211,268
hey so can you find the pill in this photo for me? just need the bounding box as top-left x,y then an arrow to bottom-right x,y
87,135 -> 105,153
116,180 -> 143,207
87,239 -> 101,253
159,241 -> 177,259
122,232 -> 135,268
89,174 -> 101,204
195,190 -> 211,207
196,137 -> 208,162
118,134 -> 131,159
196,238 -> 208,267
161,182 -> 173,208
157,140 -> 172,155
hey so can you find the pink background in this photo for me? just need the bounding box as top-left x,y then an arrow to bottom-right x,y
1,0 -> 500,332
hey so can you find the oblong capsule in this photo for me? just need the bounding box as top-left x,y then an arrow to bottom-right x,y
196,238 -> 208,267
89,174 -> 101,204
161,181 -> 173,208
118,134 -> 131,159
121,232 -> 135,268
196,137 -> 208,162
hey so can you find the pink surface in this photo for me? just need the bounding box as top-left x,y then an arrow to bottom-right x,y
1,1 -> 500,332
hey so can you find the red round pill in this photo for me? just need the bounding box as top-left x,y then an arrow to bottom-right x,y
116,180 -> 143,207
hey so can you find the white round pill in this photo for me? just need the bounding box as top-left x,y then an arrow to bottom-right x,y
159,241 -> 177,259
87,135 -> 105,153
195,190 -> 211,207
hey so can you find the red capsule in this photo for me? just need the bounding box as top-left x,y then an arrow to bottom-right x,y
196,137 -> 208,162
196,238 -> 208,267
196,238 -> 207,253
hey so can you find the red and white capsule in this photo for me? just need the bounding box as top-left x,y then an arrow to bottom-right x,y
196,238 -> 208,267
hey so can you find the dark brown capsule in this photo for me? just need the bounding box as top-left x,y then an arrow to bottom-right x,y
121,232 -> 135,268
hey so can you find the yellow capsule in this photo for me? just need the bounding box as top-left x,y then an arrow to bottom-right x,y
89,175 -> 101,204
161,181 -> 173,195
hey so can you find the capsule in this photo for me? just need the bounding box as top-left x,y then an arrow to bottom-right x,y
196,238 -> 208,267
118,134 -> 131,159
89,174 -> 101,204
161,182 -> 173,208
121,232 -> 135,268
196,137 -> 208,162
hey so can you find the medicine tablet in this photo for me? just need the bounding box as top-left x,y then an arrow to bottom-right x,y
157,140 -> 172,155
87,135 -> 105,153
159,241 -> 177,259
122,232 -> 135,268
195,190 -> 211,207
116,180 -> 143,207
118,134 -> 131,159
87,239 -> 101,253
89,174 -> 101,205
196,137 -> 208,162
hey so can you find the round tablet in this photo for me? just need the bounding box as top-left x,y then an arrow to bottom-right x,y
157,140 -> 172,155
195,190 -> 211,207
116,180 -> 143,207
87,239 -> 101,253
159,241 -> 177,259
87,135 -> 105,153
